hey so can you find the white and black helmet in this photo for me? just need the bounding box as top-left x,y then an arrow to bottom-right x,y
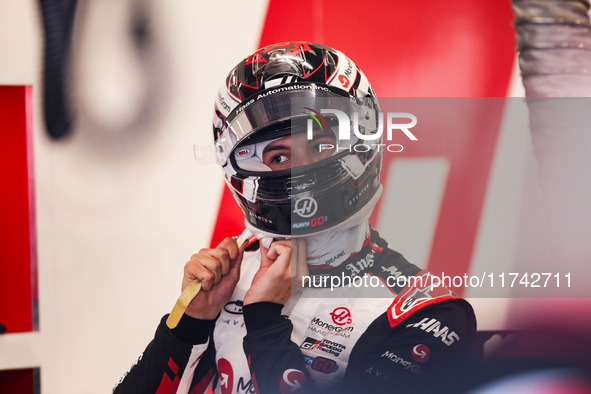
213,42 -> 383,236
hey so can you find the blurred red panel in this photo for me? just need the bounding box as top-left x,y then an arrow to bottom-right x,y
0,86 -> 37,333
210,0 -> 516,291
0,368 -> 38,394
259,0 -> 516,97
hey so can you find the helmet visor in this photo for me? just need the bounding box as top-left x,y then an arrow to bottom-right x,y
217,88 -> 380,172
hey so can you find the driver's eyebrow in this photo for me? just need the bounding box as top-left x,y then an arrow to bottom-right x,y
263,144 -> 290,154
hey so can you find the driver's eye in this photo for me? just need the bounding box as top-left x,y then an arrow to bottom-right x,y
271,154 -> 288,164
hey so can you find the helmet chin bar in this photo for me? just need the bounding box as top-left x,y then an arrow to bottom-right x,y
230,149 -> 382,236
243,185 -> 383,240
214,88 -> 376,168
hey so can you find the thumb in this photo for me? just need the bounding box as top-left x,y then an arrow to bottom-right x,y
265,240 -> 292,268
230,238 -> 248,278
217,236 -> 244,278
217,237 -> 240,260
228,249 -> 244,280
259,241 -> 290,268
259,243 -> 273,269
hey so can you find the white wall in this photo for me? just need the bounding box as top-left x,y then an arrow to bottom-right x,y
0,1 -> 269,392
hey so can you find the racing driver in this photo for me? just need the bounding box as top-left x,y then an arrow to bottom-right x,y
113,42 -> 477,393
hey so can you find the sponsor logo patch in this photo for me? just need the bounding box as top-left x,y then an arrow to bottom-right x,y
411,344 -> 431,362
309,316 -> 354,339
345,249 -> 375,277
330,307 -> 352,326
303,355 -> 339,374
300,337 -> 346,357
406,317 -> 460,346
223,300 -> 244,315
217,358 -> 234,394
279,369 -> 306,393
237,377 -> 257,393
380,351 -> 424,376
236,148 -> 250,157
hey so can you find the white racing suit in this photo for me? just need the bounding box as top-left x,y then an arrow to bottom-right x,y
114,226 -> 476,393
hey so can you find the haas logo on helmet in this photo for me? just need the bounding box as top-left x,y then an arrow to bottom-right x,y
293,197 -> 318,218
